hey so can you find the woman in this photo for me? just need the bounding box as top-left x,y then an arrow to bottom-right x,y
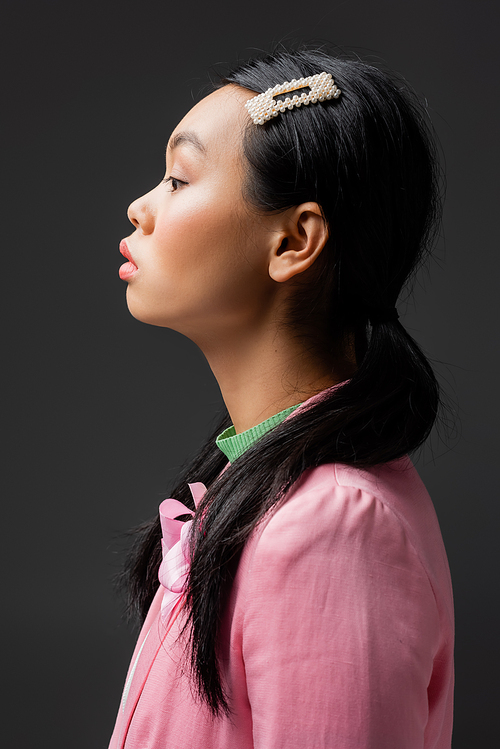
110,47 -> 454,748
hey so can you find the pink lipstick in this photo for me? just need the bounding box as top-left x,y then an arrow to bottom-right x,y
119,240 -> 138,280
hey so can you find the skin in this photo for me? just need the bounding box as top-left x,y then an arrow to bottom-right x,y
124,85 -> 346,434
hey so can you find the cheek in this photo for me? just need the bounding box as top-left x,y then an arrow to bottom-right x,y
156,196 -> 238,279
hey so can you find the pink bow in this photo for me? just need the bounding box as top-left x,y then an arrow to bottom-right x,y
158,482 -> 207,626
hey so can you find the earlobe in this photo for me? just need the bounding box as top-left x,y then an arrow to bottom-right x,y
268,203 -> 329,283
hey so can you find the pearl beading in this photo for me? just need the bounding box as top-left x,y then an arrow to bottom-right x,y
245,72 -> 341,125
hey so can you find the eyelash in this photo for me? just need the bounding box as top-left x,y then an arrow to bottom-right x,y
162,176 -> 187,192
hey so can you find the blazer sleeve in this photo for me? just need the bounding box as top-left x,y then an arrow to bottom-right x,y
237,475 -> 441,749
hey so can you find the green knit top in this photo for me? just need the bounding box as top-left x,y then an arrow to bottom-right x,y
215,402 -> 302,463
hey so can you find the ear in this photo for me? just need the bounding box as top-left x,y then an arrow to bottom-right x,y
268,202 -> 329,283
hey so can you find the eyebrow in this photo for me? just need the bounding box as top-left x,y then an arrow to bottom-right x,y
167,131 -> 207,155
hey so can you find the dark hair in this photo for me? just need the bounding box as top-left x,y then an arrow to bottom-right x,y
121,46 -> 443,716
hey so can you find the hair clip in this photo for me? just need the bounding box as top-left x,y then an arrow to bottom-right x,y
245,71 -> 341,125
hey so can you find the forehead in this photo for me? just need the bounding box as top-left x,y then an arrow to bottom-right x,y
169,85 -> 255,157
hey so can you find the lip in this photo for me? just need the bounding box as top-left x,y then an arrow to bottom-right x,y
119,239 -> 139,280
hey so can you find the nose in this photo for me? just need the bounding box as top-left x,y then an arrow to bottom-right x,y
127,192 -> 155,235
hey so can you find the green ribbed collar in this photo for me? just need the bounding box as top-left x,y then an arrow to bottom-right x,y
216,402 -> 302,463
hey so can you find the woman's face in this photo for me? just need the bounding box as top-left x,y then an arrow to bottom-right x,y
121,85 -> 280,345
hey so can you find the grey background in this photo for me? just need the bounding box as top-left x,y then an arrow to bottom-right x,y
3,0 -> 498,746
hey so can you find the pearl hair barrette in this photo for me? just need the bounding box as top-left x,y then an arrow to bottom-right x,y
245,71 -> 341,125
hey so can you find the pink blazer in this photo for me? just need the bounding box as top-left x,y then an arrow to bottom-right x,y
109,457 -> 454,748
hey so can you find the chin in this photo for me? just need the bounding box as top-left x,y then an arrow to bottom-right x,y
126,292 -> 161,327
125,293 -> 181,332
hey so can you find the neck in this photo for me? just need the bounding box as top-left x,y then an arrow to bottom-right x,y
195,321 -> 349,434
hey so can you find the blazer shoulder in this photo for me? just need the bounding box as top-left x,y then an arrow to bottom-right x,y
247,456 -> 441,577
278,455 -> 426,515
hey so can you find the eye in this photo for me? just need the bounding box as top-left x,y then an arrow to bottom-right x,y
162,176 -> 188,193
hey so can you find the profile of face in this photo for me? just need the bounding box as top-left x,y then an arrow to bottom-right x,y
120,85 -> 328,350
121,86 -> 275,346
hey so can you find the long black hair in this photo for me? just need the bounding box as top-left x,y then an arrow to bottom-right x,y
120,46 -> 444,715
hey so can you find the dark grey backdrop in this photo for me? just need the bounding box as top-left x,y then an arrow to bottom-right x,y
3,0 -> 498,746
